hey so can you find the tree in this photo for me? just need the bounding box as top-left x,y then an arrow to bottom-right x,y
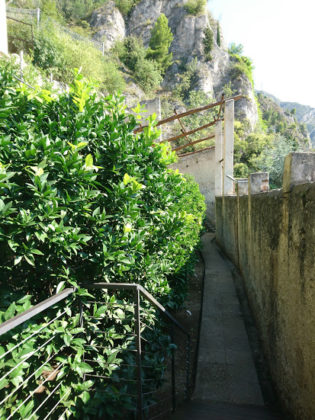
146,13 -> 174,74
229,42 -> 244,55
203,26 -> 213,61
216,24 -> 221,46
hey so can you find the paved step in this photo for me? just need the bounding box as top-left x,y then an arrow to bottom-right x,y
170,400 -> 283,420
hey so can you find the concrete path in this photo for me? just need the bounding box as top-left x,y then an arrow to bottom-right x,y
194,233 -> 264,405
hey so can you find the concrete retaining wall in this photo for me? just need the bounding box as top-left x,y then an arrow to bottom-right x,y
215,153 -> 315,420
171,147 -> 216,222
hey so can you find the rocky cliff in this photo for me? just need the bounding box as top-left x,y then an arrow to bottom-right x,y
90,0 -> 258,129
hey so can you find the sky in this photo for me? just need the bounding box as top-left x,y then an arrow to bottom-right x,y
208,0 -> 315,108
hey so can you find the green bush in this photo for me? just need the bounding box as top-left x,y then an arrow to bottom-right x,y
203,27 -> 213,61
0,64 -> 204,298
229,53 -> 254,86
174,58 -> 199,101
184,0 -> 206,15
0,62 -> 205,416
114,0 -> 140,15
134,57 -> 163,92
118,36 -> 163,93
117,36 -> 146,72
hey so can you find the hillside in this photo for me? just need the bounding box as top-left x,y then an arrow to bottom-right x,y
257,91 -> 315,147
4,0 -> 311,182
280,102 -> 315,147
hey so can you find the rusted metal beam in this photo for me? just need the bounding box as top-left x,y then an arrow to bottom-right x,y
162,118 -> 221,144
173,134 -> 215,152
217,94 -> 225,120
133,94 -> 244,134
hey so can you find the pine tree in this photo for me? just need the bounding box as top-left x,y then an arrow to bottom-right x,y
217,24 -> 221,47
146,13 -> 174,74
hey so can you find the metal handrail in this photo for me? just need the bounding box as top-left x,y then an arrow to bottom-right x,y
0,287 -> 75,336
88,283 -> 190,337
86,283 -> 191,418
0,283 -> 191,419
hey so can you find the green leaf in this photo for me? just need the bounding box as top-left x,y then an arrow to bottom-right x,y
75,362 -> 93,377
79,391 -> 90,404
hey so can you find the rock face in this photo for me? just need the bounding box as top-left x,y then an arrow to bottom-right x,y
90,0 -> 259,128
90,1 -> 125,50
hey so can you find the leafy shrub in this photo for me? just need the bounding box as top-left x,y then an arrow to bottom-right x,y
0,62 -> 205,304
114,0 -> 140,15
0,62 -> 205,416
0,283 -> 173,418
174,58 -> 199,101
118,36 -> 163,93
184,0 -> 206,15
229,53 -> 254,87
134,57 -> 163,92
203,27 -> 213,61
117,36 -> 146,72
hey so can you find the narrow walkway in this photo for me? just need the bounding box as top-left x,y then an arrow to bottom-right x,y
194,233 -> 263,404
171,233 -> 281,419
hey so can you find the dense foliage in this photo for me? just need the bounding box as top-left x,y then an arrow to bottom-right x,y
0,62 -> 205,417
203,27 -> 213,61
184,0 -> 206,15
32,19 -> 125,92
117,36 -> 162,93
0,61 -> 205,300
146,14 -> 174,75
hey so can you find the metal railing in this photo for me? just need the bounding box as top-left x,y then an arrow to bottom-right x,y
6,7 -> 105,55
0,284 -> 191,419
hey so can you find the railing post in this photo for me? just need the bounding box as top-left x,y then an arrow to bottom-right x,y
36,7 -> 40,27
19,50 -> 24,81
223,99 -> 235,195
185,335 -> 191,400
171,325 -> 176,412
134,287 -> 143,419
79,301 -> 86,382
215,120 -> 223,196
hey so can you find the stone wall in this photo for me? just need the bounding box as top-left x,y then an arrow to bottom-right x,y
215,153 -> 315,420
171,147 -> 216,222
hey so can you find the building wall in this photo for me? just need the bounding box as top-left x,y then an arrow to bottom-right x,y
171,147 -> 216,222
216,180 -> 315,420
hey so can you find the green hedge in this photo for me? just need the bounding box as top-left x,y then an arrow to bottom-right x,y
0,61 -> 205,417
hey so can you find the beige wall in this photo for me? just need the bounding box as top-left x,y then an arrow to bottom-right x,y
216,182 -> 315,420
0,0 -> 8,55
171,147 -> 216,222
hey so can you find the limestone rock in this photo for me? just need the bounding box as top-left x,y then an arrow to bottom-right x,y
232,73 -> 258,130
90,1 -> 125,50
90,0 -> 259,127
